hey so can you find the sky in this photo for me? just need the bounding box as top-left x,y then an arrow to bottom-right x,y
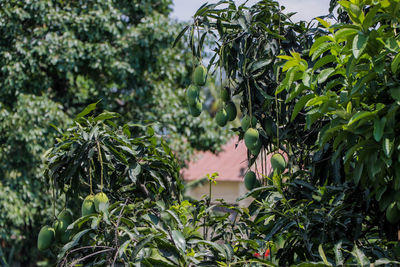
171,0 -> 331,22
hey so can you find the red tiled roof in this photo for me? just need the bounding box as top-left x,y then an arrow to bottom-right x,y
181,136 -> 273,182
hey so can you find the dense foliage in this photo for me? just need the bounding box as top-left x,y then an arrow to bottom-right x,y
42,108 -> 271,266
5,0 -> 400,266
175,0 -> 400,265
0,0 -> 229,264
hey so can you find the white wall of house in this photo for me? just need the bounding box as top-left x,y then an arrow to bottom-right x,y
186,180 -> 253,207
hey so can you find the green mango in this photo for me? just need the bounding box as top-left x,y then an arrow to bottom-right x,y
188,100 -> 202,117
81,195 -> 96,216
221,87 -> 231,102
271,153 -> 286,174
37,225 -> 55,251
250,139 -> 262,156
244,128 -> 259,150
225,101 -> 237,121
94,192 -> 109,212
186,84 -> 200,105
58,210 -> 73,225
386,202 -> 400,224
216,108 -> 228,127
193,65 -> 207,86
244,171 -> 260,190
241,115 -> 257,131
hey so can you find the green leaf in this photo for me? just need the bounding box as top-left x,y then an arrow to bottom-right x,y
276,66 -> 298,94
373,259 -> 400,266
318,244 -> 332,266
334,241 -> 344,266
362,5 -> 380,30
188,240 -> 227,258
384,37 -> 400,52
310,36 -> 335,56
132,234 -> 156,258
306,95 -> 329,107
291,262 -> 326,267
316,17 -> 331,29
249,59 -> 271,73
344,140 -> 368,163
171,230 -> 186,253
351,245 -> 370,266
347,111 -> 375,126
317,68 -> 335,84
58,229 -> 92,258
375,185 -> 387,202
352,32 -> 368,59
390,87 -> 400,101
373,117 -> 386,142
353,163 -> 364,185
173,26 -> 189,47
75,101 -> 101,120
311,42 -> 337,61
334,28 -> 358,43
118,240 -> 131,257
383,138 -> 394,157
291,94 -> 315,122
313,55 -> 336,70
94,111 -> 120,122
193,2 -> 209,17
391,53 -> 400,73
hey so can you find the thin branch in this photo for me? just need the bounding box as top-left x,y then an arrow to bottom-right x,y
112,199 -> 129,266
70,248 -> 115,266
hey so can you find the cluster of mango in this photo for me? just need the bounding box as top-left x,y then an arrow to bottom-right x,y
37,192 -> 109,251
186,65 -> 207,117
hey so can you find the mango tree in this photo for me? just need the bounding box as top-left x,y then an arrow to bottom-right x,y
176,0 -> 400,264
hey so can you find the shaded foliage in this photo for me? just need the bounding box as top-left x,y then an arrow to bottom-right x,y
0,0 -> 229,264
176,0 -> 400,264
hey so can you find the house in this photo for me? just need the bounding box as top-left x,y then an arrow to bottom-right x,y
181,137 -> 273,206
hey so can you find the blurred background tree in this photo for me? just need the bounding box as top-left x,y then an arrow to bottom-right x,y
0,0 -> 229,264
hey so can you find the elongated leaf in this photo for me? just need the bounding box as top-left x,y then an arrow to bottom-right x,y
383,138 -> 394,157
352,32 -> 368,59
118,240 -> 131,257
362,5 -> 380,30
291,262 -> 326,266
306,95 -> 329,107
312,42 -> 337,61
334,28 -> 358,43
353,163 -> 364,185
318,244 -> 332,266
374,259 -> 400,266
249,59 -> 271,73
391,53 -> 400,73
58,229 -> 92,258
373,117 -> 386,142
334,241 -> 344,266
310,36 -> 335,56
94,111 -> 120,122
316,17 -> 331,29
236,186 -> 275,201
313,55 -> 336,70
390,87 -> 400,101
75,101 -> 100,120
291,94 -> 315,122
276,66 -> 298,94
347,111 -> 374,126
171,230 -> 186,253
188,240 -> 227,258
317,68 -> 335,84
344,140 -> 368,163
351,245 -> 370,266
165,210 -> 183,228
132,234 -> 156,258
